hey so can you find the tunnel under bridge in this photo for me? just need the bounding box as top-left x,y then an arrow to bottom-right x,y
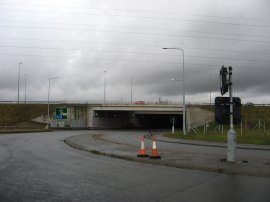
45,104 -> 214,130
92,110 -> 182,129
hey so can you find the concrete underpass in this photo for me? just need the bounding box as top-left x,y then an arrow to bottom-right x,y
136,114 -> 182,129
38,104 -> 214,130
93,110 -> 182,129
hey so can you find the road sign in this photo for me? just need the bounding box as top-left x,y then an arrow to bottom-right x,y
56,107 -> 68,120
215,97 -> 241,125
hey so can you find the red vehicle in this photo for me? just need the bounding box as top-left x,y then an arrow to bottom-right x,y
135,100 -> 145,104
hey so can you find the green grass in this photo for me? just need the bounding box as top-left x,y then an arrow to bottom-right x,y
168,105 -> 270,145
0,104 -> 61,126
164,132 -> 270,145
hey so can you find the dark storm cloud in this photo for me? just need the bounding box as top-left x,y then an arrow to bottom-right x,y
0,0 -> 270,103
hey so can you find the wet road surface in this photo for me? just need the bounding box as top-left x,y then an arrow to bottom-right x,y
0,130 -> 269,201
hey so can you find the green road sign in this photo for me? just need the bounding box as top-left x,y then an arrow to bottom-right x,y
56,107 -> 68,120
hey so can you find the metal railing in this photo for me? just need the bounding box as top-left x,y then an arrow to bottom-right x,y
0,100 -> 269,106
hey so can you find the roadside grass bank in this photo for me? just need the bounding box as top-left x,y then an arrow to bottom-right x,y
164,131 -> 270,145
0,128 -> 51,134
164,105 -> 270,145
0,121 -> 51,134
0,104 -> 60,126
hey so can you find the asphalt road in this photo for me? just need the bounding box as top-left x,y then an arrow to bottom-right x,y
0,130 -> 270,202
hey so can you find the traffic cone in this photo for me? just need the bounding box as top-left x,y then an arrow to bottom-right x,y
137,136 -> 149,157
149,137 -> 161,159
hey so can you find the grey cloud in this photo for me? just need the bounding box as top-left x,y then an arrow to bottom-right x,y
0,0 -> 270,103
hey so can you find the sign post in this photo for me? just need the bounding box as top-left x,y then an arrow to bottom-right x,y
172,117 -> 175,134
227,67 -> 236,162
218,65 -> 238,162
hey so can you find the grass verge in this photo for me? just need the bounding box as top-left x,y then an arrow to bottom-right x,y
164,132 -> 270,145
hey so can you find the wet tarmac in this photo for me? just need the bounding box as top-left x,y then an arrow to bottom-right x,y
0,130 -> 269,201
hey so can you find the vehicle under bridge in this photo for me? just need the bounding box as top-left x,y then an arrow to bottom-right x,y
41,104 -> 214,131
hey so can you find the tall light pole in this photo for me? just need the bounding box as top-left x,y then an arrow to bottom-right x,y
24,73 -> 28,103
130,76 -> 133,104
48,77 -> 58,124
209,73 -> 213,104
104,70 -> 106,104
163,48 -> 186,135
17,62 -> 22,104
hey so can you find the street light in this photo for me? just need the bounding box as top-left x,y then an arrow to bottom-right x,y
171,78 -> 183,134
209,73 -> 213,104
163,47 -> 186,135
104,70 -> 106,104
17,62 -> 22,104
131,76 -> 133,104
24,73 -> 28,103
48,76 -> 58,124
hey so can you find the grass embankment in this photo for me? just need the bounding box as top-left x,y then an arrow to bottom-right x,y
164,132 -> 270,145
165,105 -> 270,145
0,104 -> 61,131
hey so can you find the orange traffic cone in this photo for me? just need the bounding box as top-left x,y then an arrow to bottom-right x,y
149,137 -> 161,159
137,136 -> 149,157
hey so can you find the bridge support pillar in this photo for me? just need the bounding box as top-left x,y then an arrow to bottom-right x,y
87,107 -> 94,128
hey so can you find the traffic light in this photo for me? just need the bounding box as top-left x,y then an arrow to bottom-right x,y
215,97 -> 241,125
220,66 -> 228,95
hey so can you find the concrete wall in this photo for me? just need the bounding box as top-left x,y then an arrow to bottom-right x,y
69,106 -> 87,121
187,106 -> 214,129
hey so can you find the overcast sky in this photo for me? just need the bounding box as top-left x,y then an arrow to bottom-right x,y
0,0 -> 270,104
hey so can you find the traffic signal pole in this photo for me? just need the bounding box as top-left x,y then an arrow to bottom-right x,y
227,66 -> 236,162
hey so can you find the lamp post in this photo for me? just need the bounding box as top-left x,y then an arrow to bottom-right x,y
47,77 -> 58,124
24,73 -> 28,103
163,48 -> 186,135
131,76 -> 133,104
17,62 -> 22,104
209,73 -> 213,104
171,78 -> 182,134
104,70 -> 106,104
